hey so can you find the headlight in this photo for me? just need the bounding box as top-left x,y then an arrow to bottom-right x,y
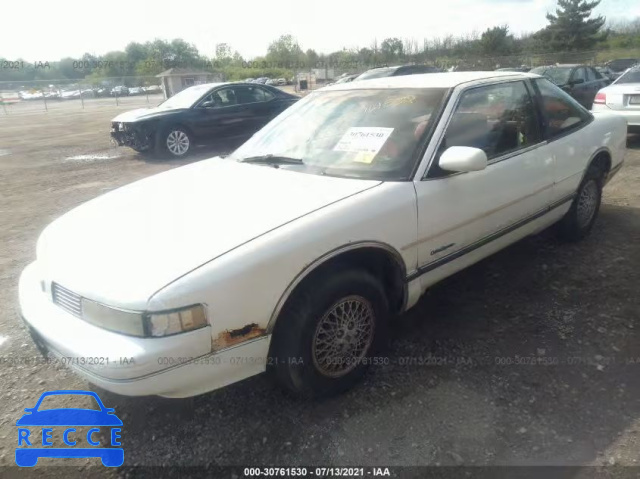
81,300 -> 207,338
148,305 -> 207,337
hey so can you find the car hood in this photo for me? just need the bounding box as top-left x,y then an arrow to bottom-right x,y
111,106 -> 183,122
37,158 -> 381,309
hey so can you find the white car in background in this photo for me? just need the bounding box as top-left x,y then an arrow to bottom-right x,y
593,66 -> 640,133
19,72 -> 626,400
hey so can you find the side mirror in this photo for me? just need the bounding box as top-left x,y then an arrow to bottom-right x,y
571,78 -> 585,85
439,146 -> 488,173
201,101 -> 215,108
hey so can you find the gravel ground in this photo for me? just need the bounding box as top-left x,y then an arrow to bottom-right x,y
1,106 -> 640,478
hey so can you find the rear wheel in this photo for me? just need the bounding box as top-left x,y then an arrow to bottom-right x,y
269,268 -> 389,398
557,164 -> 605,241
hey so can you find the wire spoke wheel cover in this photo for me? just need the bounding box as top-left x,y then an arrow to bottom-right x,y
576,179 -> 598,228
312,295 -> 376,378
166,130 -> 190,156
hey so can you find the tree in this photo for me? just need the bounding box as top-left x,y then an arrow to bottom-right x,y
543,0 -> 607,51
305,49 -> 319,68
214,43 -> 234,68
266,34 -> 305,68
215,43 -> 232,61
479,26 -> 517,57
357,48 -> 375,67
380,38 -> 403,63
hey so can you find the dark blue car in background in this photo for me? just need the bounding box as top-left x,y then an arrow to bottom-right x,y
16,390 -> 123,467
110,81 -> 299,158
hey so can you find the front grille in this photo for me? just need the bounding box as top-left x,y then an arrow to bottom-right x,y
51,282 -> 82,318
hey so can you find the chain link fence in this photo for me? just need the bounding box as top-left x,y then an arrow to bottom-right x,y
292,48 -> 640,93
2,48 -> 639,111
0,76 -> 165,114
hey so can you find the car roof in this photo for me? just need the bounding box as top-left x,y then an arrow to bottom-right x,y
187,82 -> 228,90
321,71 -> 538,91
532,65 -> 578,69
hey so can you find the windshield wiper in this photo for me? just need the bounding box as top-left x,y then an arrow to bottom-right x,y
240,154 -> 304,166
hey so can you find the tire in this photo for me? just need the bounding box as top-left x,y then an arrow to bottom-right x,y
557,163 -> 605,242
132,146 -> 152,155
157,125 -> 192,158
269,268 -> 389,398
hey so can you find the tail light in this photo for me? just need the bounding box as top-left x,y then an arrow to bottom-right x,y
594,92 -> 606,104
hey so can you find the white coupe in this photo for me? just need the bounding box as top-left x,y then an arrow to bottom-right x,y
592,66 -> 640,133
19,72 -> 627,399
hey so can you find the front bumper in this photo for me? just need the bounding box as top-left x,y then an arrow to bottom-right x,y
110,122 -> 153,151
19,262 -> 270,398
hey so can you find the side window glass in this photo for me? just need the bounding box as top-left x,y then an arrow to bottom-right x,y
534,78 -> 589,139
572,68 -> 587,83
258,87 -> 275,101
586,68 -> 597,81
203,88 -> 238,108
236,86 -> 268,104
217,88 -> 238,106
199,93 -> 214,107
437,81 -> 541,163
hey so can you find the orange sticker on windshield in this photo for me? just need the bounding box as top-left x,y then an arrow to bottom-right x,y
352,152 -> 376,164
385,95 -> 416,107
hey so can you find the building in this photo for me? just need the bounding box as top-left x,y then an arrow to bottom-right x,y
311,68 -> 336,81
156,68 -> 224,99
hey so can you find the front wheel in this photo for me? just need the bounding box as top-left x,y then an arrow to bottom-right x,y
269,268 -> 389,398
557,164 -> 604,242
157,126 -> 192,158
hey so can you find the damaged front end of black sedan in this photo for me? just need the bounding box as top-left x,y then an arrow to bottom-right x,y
110,121 -> 155,153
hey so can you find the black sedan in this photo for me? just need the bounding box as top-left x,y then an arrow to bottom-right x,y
353,64 -> 442,81
110,82 -> 299,158
529,64 -> 610,109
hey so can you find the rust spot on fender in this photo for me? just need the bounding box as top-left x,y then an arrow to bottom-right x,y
213,323 -> 265,349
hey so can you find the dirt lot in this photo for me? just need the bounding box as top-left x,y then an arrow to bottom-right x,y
1,104 -> 640,477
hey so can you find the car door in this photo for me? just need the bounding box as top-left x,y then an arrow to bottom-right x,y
568,67 -> 589,107
234,85 -> 288,134
585,67 -> 604,107
532,77 -> 594,204
190,86 -> 248,141
412,79 -> 553,288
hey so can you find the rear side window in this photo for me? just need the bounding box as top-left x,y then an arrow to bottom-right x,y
437,80 -> 541,163
236,86 -> 274,104
533,78 -> 590,139
571,68 -> 587,83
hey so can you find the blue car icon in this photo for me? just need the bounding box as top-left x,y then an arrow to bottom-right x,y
16,390 -> 123,467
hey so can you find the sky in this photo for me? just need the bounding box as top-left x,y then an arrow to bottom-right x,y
1,0 -> 638,62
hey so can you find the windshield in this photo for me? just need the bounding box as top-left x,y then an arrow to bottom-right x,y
229,87 -> 448,180
530,67 -> 572,85
615,68 -> 640,84
335,76 -> 355,84
157,83 -> 217,109
356,68 -> 397,81
608,59 -> 639,72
